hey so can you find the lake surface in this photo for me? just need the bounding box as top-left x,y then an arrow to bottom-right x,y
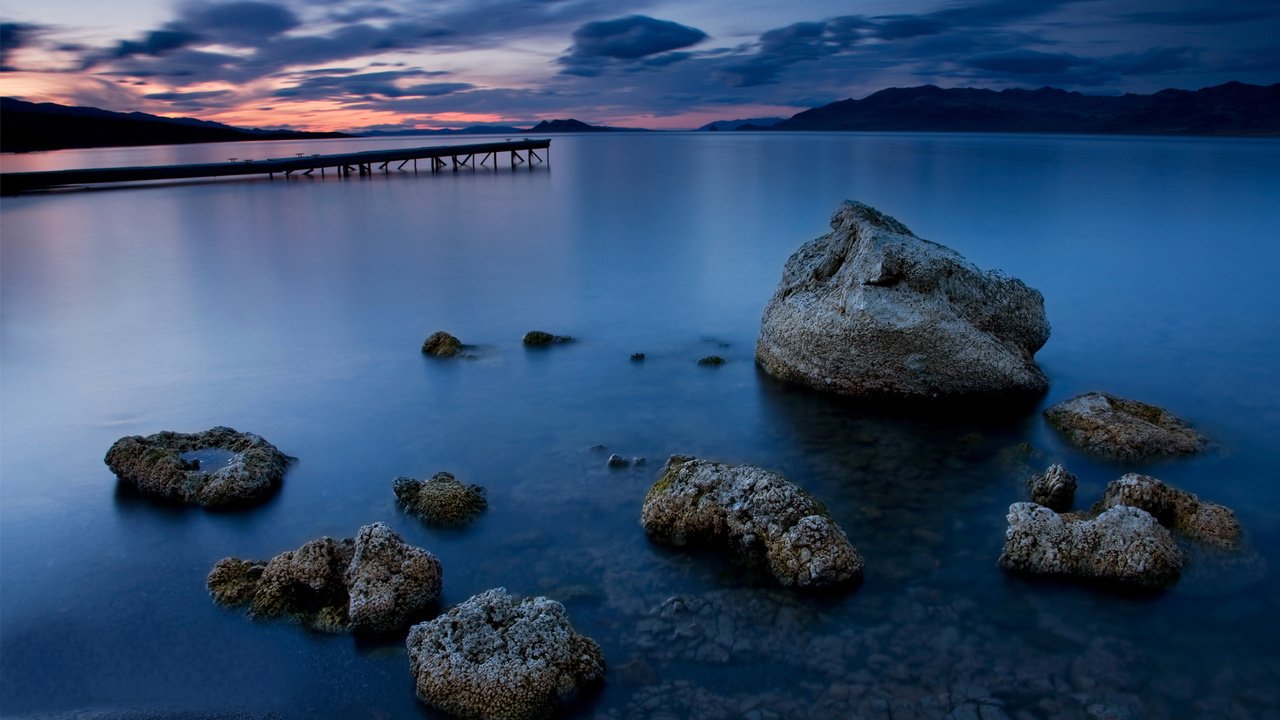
2,132 -> 1278,720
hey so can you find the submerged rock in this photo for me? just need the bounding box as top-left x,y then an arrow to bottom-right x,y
405,587 -> 605,720
104,426 -> 291,508
999,503 -> 1183,589
1044,392 -> 1208,461
1095,473 -> 1240,547
630,352 -> 646,361
523,330 -> 574,346
697,355 -> 726,366
755,201 -> 1050,400
394,472 -> 487,527
641,455 -> 863,589
421,331 -> 463,357
1028,464 -> 1078,511
207,522 -> 442,633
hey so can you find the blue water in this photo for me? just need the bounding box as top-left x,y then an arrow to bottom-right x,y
2,132 -> 1278,719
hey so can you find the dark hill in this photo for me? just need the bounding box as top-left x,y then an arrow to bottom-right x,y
1,98 -> 350,152
525,118 -> 642,133
768,82 -> 1280,136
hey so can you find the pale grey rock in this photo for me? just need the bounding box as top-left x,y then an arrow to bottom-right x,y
755,201 -> 1049,400
999,503 -> 1183,589
405,587 -> 604,720
105,426 -> 291,507
208,522 -> 441,634
1094,473 -> 1240,547
1028,464 -> 1077,511
641,455 -> 863,589
1044,392 -> 1207,461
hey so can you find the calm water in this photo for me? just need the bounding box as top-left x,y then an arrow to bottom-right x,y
2,133 -> 1278,719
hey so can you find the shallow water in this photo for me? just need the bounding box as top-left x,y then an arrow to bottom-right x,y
2,132 -> 1279,719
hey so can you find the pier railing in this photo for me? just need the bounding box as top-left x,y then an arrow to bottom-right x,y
0,139 -> 550,194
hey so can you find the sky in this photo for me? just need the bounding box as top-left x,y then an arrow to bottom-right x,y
1,0 -> 1277,131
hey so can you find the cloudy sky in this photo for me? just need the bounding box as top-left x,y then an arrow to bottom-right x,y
1,0 -> 1277,130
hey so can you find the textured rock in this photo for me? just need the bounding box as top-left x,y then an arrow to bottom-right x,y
1044,392 -> 1208,461
394,472 -> 487,527
422,331 -> 463,357
523,330 -> 573,346
207,522 -> 441,633
105,426 -> 291,508
641,455 -> 863,589
999,503 -> 1184,589
1028,464 -> 1077,511
1095,473 -> 1240,547
406,587 -> 605,720
756,201 -> 1049,400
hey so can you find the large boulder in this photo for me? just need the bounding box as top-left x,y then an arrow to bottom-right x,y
394,472 -> 487,527
1094,474 -> 1240,548
755,201 -> 1049,400
641,455 -> 863,589
999,503 -> 1184,589
105,426 -> 291,508
207,522 -> 441,634
1044,392 -> 1208,461
406,588 -> 605,720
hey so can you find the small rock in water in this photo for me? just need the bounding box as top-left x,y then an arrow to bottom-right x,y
608,454 -> 630,468
642,455 -> 864,589
523,330 -> 574,346
697,355 -> 726,366
405,588 -> 604,719
104,426 -> 291,508
421,331 -> 463,357
1094,473 -> 1240,547
631,352 -> 646,361
394,472 -> 487,527
1028,464 -> 1077,511
1044,392 -> 1208,461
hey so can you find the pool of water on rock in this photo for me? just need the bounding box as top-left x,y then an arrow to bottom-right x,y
180,448 -> 240,473
2,132 -> 1278,719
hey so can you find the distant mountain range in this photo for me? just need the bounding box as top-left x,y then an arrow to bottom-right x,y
3,82 -> 1276,153
739,81 -> 1279,136
697,117 -> 785,131
0,98 -> 351,152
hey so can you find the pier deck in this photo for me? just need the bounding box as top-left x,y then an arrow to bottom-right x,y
0,138 -> 550,194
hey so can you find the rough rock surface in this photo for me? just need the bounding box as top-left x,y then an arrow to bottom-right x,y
523,330 -> 574,346
1028,464 -> 1077,511
641,455 -> 863,589
1044,392 -> 1208,461
394,472 -> 487,527
422,331 -> 463,357
405,587 -> 605,720
999,503 -> 1183,589
1095,474 -> 1240,547
755,201 -> 1050,400
207,522 -> 441,633
105,426 -> 291,508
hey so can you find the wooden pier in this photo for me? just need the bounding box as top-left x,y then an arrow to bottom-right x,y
0,138 -> 550,195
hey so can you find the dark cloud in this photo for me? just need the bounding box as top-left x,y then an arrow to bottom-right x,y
965,49 -> 1083,75
871,15 -> 947,40
1123,6 -> 1280,26
559,15 -> 707,75
718,16 -> 866,86
329,5 -> 403,23
182,1 -> 301,45
1,21 -> 42,70
272,69 -> 473,100
142,89 -> 233,102
110,29 -> 201,60
960,46 -> 1202,87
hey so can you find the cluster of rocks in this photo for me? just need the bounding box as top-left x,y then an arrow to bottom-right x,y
104,426 -> 292,508
394,471 -> 487,527
755,201 -> 1050,400
641,455 -> 863,590
207,522 -> 442,634
1001,473 -> 1241,589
